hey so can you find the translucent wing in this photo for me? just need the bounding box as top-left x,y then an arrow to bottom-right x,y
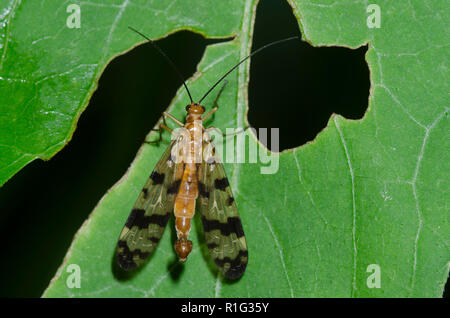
116,140 -> 183,270
198,139 -> 248,279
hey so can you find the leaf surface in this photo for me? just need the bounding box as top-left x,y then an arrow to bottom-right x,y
1,0 -> 447,297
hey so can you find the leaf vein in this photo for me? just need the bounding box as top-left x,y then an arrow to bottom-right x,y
334,117 -> 357,297
262,214 -> 294,297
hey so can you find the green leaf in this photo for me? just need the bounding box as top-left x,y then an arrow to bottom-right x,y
2,0 -> 447,297
0,0 -> 243,185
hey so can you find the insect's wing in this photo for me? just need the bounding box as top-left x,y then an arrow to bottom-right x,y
198,140 -> 248,279
116,141 -> 183,270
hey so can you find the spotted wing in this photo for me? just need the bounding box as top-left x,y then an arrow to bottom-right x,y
116,141 -> 183,270
198,140 -> 248,279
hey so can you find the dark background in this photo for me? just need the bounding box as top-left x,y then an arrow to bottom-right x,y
0,0 -> 445,297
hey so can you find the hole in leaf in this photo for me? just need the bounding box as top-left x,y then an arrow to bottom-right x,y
0,30 -> 223,297
248,0 -> 370,151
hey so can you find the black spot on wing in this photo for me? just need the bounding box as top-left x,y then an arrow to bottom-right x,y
125,208 -> 170,229
150,237 -> 161,243
207,242 -> 219,250
138,251 -> 151,260
125,209 -> 143,228
150,171 -> 165,185
226,197 -> 234,206
215,250 -> 248,280
116,248 -> 137,270
214,178 -> 229,191
142,188 -> 148,199
198,182 -> 209,198
148,213 -> 171,227
116,240 -> 151,270
167,179 -> 181,195
201,216 -> 245,237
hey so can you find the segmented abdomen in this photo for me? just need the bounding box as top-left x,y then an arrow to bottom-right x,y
174,162 -> 198,237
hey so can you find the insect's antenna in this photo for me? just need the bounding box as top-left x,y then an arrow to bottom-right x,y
128,26 -> 194,104
198,36 -> 299,104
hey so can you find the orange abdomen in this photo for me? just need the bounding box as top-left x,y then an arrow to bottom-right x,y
174,162 -> 198,235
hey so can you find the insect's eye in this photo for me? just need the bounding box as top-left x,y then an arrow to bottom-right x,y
185,105 -> 191,111
201,106 -> 205,113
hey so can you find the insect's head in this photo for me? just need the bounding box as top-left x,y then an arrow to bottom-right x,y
174,237 -> 193,262
185,102 -> 205,114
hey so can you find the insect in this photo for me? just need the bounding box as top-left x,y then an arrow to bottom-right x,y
116,27 -> 297,279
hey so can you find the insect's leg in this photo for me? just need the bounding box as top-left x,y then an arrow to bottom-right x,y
202,80 -> 229,121
163,112 -> 184,127
145,110 -> 185,144
206,125 -> 249,138
145,116 -> 173,144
